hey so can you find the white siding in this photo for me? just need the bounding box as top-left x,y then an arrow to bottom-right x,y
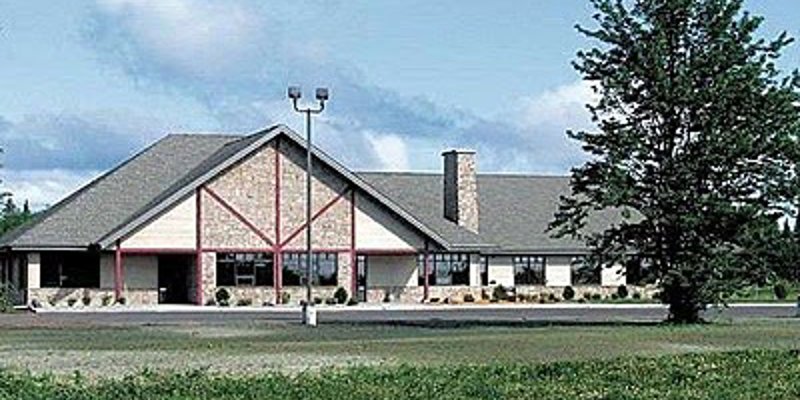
545,256 -> 572,287
100,254 -> 158,289
367,255 -> 417,287
26,252 -> 40,289
602,263 -> 626,287
354,194 -> 424,251
122,194 -> 196,249
488,256 -> 514,287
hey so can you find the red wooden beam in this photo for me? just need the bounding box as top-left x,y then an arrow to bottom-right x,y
349,190 -> 357,298
202,186 -> 275,247
423,243 -> 430,301
114,240 -> 123,301
274,139 -> 282,301
279,187 -> 351,248
195,188 -> 204,306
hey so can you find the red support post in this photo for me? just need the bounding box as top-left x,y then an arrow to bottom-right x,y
274,138 -> 282,302
349,190 -> 357,298
423,244 -> 430,302
114,240 -> 123,301
195,188 -> 204,305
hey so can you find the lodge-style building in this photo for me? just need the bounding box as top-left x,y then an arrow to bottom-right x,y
0,125 -> 653,307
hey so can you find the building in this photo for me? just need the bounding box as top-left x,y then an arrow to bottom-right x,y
0,125 -> 652,307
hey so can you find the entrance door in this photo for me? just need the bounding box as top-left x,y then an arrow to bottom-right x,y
356,255 -> 368,302
158,255 -> 191,304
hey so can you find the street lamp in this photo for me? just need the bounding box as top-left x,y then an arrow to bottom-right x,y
288,86 -> 328,327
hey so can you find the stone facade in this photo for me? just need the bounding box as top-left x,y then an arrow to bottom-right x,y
28,288 -> 158,308
443,150 -> 479,233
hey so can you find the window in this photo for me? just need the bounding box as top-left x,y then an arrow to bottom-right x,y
571,257 -> 601,285
513,256 -> 545,285
41,252 -> 100,288
282,252 -> 339,286
216,253 -> 273,287
417,253 -> 471,286
625,257 -> 656,286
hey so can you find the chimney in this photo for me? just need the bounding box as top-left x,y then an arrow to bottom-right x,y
443,149 -> 479,233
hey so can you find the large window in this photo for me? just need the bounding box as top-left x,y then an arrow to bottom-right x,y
216,253 -> 273,287
513,256 -> 545,285
625,257 -> 657,286
41,252 -> 100,288
571,257 -> 601,285
417,253 -> 470,286
282,252 -> 338,286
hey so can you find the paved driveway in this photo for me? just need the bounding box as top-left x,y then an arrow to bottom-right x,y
0,304 -> 795,328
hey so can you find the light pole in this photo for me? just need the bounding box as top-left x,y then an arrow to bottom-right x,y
288,86 -> 328,327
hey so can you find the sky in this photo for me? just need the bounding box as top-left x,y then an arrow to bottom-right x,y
0,1 -> 798,209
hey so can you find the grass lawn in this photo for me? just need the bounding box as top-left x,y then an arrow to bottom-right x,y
0,318 -> 797,377
1,349 -> 799,399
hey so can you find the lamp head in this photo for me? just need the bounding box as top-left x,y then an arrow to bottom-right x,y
287,86 -> 302,100
315,87 -> 329,101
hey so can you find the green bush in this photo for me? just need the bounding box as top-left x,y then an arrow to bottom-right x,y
492,285 -> 508,301
236,298 -> 253,307
632,292 -> 642,300
313,297 -> 323,305
116,297 -> 126,306
333,287 -> 348,304
562,286 -> 575,301
346,298 -> 358,306
215,288 -> 230,307
773,282 -> 788,300
280,291 -> 291,305
67,298 -> 78,307
617,284 -> 629,299
0,283 -> 16,313
463,293 -> 475,302
81,294 -> 92,306
591,293 -> 602,301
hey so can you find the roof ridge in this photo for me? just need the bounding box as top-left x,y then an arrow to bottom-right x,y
357,171 -> 570,179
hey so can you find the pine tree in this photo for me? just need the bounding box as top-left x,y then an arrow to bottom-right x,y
550,0 -> 800,323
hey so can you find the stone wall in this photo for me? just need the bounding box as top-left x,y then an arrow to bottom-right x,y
28,288 -> 158,308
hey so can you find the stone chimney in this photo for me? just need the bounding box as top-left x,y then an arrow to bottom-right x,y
443,149 -> 479,233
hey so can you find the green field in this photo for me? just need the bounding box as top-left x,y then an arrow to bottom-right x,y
1,349 -> 799,399
0,319 -> 798,377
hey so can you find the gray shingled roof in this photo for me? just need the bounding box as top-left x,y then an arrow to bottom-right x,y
1,127 -> 608,254
357,172 -> 617,253
0,134 -> 241,248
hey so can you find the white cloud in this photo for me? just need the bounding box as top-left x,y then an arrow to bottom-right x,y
364,131 -> 410,171
517,80 -> 597,132
1,169 -> 101,210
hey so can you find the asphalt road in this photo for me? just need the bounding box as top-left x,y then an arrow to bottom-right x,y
0,304 -> 795,328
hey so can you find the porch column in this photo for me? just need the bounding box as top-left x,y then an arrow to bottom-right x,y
423,244 -> 430,301
26,252 -> 41,290
274,251 -> 282,303
114,242 -> 123,300
195,188 -> 204,305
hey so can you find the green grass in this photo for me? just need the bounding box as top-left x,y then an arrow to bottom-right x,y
0,319 -> 798,376
1,349 -> 799,399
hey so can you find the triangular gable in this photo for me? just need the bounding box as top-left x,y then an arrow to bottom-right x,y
99,125 -> 451,250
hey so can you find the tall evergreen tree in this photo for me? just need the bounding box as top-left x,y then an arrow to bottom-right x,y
550,0 -> 800,322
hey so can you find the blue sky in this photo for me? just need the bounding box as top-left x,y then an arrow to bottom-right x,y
0,1 -> 798,208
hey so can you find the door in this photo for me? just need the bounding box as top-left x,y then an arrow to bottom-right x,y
356,254 -> 368,302
158,255 -> 191,304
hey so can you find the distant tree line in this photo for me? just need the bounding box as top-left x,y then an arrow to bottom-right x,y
0,197 -> 37,236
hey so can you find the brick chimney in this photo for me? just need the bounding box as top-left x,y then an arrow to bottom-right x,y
443,149 -> 479,233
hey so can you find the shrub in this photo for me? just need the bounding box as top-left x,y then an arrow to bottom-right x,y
548,293 -> 558,302
383,293 -> 392,303
632,292 -> 642,300
463,293 -> 475,303
507,295 -> 517,303
617,284 -> 629,299
346,297 -> 358,306
101,295 -> 113,307
591,293 -> 602,301
611,293 -> 619,300
0,283 -> 16,313
280,291 -> 291,305
81,294 -> 92,307
333,287 -> 348,304
67,298 -> 78,307
236,298 -> 253,307
562,286 -> 575,301
116,297 -> 126,306
215,288 -> 230,307
324,298 -> 336,305
429,297 -> 440,304
582,292 -> 592,301
774,282 -> 788,300
313,297 -> 323,305
480,289 -> 490,301
492,285 -> 509,301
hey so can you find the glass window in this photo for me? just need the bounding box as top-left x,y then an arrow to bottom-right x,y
41,252 -> 100,288
215,253 -> 273,287
513,256 -> 545,285
625,257 -> 656,285
571,256 -> 601,285
417,253 -> 471,286
281,252 -> 339,286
